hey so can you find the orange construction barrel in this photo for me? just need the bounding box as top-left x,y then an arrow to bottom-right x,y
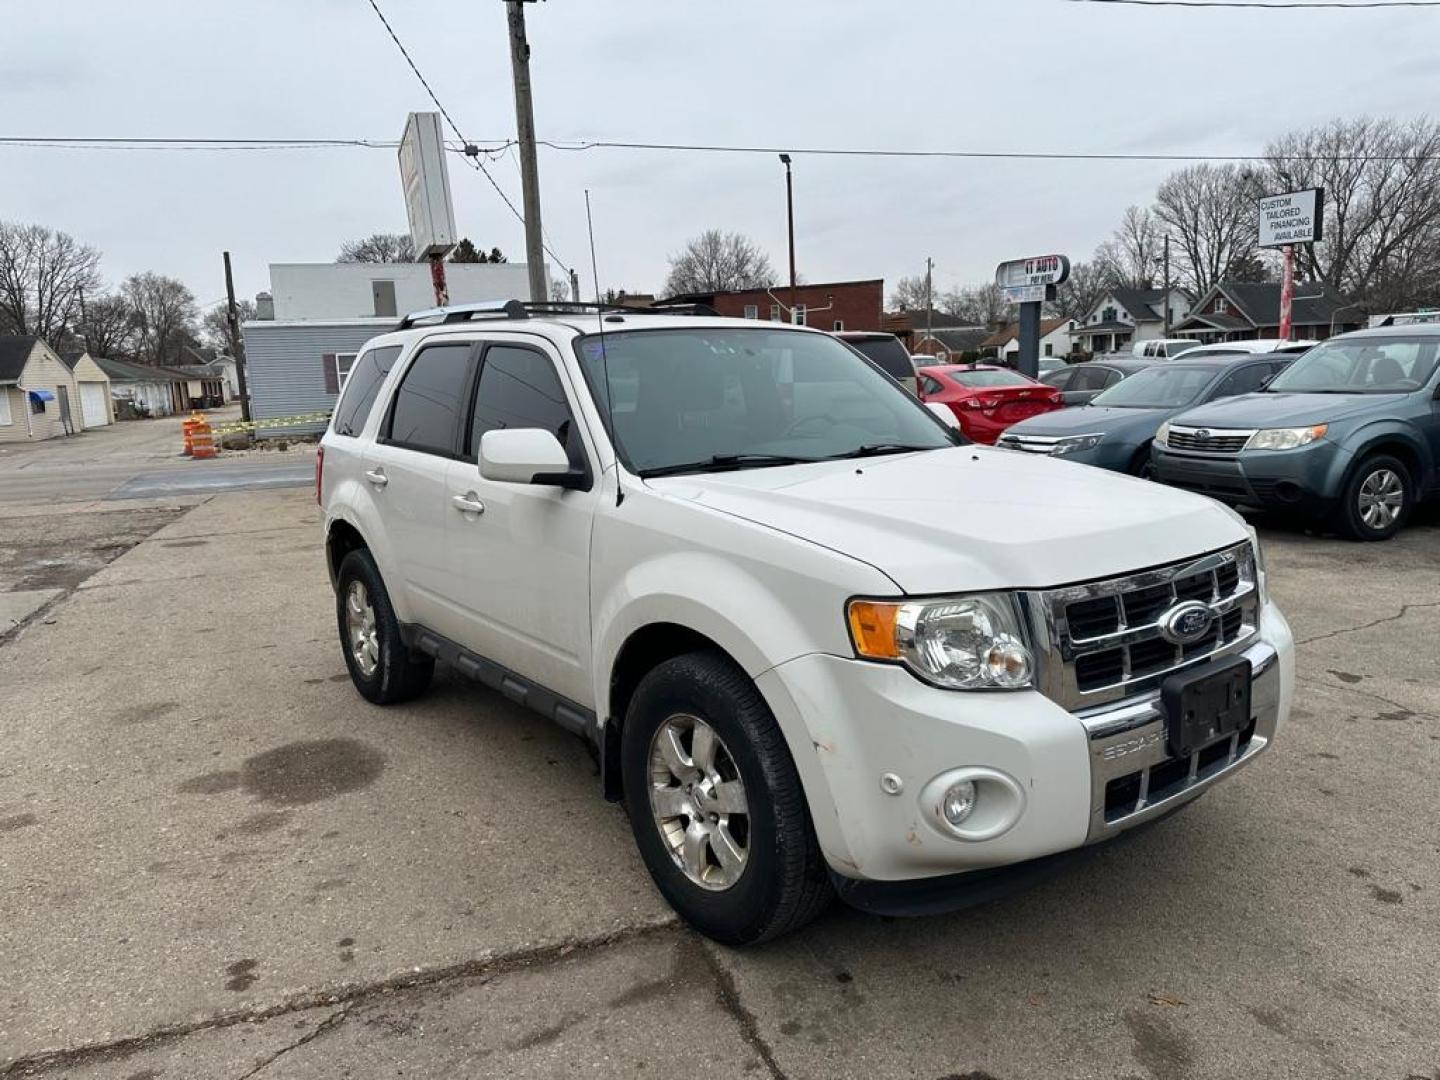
191,418 -> 216,460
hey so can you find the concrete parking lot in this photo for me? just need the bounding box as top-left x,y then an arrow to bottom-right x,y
0,488 -> 1436,1079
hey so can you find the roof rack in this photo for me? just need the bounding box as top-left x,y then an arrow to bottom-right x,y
396,298 -> 721,330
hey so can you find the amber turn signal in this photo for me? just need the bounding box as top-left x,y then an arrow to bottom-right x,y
847,600 -> 902,660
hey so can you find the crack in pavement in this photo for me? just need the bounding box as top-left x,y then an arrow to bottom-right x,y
1296,600 -> 1440,646
232,1004 -> 352,1080
1,918 -> 679,1077
1297,673 -> 1439,723
697,938 -> 789,1080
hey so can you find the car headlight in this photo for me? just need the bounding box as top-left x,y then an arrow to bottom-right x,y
847,594 -> 1033,690
1155,421 -> 1171,447
1051,433 -> 1104,456
1246,424 -> 1327,451
1246,527 -> 1268,604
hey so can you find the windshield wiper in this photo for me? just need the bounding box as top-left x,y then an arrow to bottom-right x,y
829,443 -> 938,460
638,453 -> 821,478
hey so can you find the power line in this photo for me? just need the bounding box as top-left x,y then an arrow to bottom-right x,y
362,0 -> 570,274
1069,0 -> 1440,7
0,137 -> 401,151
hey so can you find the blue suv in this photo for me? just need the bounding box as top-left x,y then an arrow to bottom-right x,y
1151,325 -> 1440,540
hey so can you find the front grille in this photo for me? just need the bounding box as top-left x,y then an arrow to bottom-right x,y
998,434 -> 1061,455
1166,426 -> 1253,454
1034,543 -> 1260,709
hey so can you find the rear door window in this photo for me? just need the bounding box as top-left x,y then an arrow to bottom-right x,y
332,345 -> 402,437
1041,368 -> 1074,391
384,343 -> 476,456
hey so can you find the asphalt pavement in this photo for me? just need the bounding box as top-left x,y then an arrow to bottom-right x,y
0,490 -> 1436,1079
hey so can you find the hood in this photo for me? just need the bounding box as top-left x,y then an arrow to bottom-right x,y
1005,405 -> 1168,437
644,446 -> 1247,594
1173,391 -> 1395,429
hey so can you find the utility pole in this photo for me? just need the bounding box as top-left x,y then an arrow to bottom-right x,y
925,257 -> 934,347
780,154 -> 797,321
1162,234 -> 1172,337
223,251 -> 252,423
506,0 -> 547,303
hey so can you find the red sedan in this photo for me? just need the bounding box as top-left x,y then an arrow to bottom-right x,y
918,364 -> 1064,444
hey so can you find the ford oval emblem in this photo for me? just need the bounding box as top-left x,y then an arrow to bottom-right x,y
1160,601 -> 1215,645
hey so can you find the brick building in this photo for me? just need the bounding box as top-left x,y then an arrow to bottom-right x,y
665,279 -> 885,332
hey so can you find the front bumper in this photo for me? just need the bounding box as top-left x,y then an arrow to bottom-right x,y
1151,442 -> 1350,515
757,600 -> 1294,890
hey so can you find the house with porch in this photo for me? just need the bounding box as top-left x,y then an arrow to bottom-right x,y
1070,287 -> 1194,357
1170,281 -> 1361,342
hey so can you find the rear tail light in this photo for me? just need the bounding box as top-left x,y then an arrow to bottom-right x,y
315,445 -> 325,505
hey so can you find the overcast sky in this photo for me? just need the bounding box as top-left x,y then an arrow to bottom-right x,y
4,0 -> 1438,315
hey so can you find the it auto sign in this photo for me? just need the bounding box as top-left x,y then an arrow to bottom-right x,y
996,254 -> 1072,289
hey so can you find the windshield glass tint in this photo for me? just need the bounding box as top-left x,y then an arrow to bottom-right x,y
1267,337 -> 1440,393
1090,365 -> 1216,408
848,336 -> 915,381
575,328 -> 954,474
949,369 -> 1033,389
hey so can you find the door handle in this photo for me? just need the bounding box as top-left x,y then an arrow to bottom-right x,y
364,468 -> 388,488
452,493 -> 486,515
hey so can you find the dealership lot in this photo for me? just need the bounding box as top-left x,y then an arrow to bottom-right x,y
0,489 -> 1436,1079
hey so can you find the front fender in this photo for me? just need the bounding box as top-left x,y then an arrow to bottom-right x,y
1337,420 -> 1434,487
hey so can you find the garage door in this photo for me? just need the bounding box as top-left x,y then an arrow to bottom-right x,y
79,381 -> 111,427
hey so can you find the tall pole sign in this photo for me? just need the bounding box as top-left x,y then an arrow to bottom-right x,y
399,112 -> 458,307
995,255 -> 1069,378
1258,188 -> 1324,341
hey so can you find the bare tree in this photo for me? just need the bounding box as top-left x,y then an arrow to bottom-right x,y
122,272 -> 198,366
1095,206 -> 1161,289
1265,117 -> 1440,305
0,221 -> 103,345
77,293 -> 142,359
336,232 -> 416,263
1154,164 -> 1261,294
1048,260 -> 1109,320
889,275 -> 933,312
943,283 -> 1010,329
201,299 -> 256,353
664,230 -> 776,295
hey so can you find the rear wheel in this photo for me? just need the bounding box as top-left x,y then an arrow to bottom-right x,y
1336,454 -> 1412,541
621,651 -> 832,945
335,549 -> 433,703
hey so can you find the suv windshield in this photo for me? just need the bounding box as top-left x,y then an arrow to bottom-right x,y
575,328 -> 957,476
1091,364 -> 1216,408
1266,336 -> 1440,393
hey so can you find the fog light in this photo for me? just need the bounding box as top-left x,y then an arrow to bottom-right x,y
941,780 -> 977,826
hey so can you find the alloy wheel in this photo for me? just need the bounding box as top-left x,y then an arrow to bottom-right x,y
1357,468 -> 1404,531
647,714 -> 750,891
345,580 -> 380,678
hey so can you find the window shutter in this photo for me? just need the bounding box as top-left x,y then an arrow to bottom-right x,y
322,354 -> 339,394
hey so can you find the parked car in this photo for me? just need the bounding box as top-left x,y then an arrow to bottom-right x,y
319,301 -> 1294,944
917,364 -> 1064,444
833,331 -> 917,395
1178,340 -> 1318,361
1041,356 -> 1153,406
999,354 -> 1294,476
1152,324 -> 1440,540
1133,338 -> 1204,360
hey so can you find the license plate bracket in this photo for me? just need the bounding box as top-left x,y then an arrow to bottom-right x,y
1161,656 -> 1251,758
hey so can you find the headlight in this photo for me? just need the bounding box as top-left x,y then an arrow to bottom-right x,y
1051,433 -> 1104,456
1155,421 -> 1171,447
1246,424 -> 1327,451
1246,527 -> 1268,603
847,594 -> 1033,690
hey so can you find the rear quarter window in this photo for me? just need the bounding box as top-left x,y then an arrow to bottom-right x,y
332,345 -> 402,437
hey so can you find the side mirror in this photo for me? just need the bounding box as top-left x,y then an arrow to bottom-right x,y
479,429 -> 583,488
926,402 -> 961,429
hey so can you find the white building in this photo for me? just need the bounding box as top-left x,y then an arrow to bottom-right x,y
1070,287 -> 1194,356
982,317 -> 1076,362
268,262 -> 539,321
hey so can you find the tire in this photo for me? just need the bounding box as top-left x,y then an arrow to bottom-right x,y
1128,443 -> 1155,479
621,651 -> 832,945
335,549 -> 434,704
1336,454 -> 1413,541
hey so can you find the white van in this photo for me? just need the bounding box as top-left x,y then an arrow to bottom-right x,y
1133,338 -> 1203,360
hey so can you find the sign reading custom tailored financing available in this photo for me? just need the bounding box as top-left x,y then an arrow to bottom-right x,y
1258,188 -> 1324,249
996,254 -> 1070,304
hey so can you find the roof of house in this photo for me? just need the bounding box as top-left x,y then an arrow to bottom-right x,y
917,327 -> 992,353
1071,320 -> 1134,336
95,356 -> 187,383
165,362 -> 228,378
1173,281 -> 1352,334
1110,288 -> 1180,323
0,336 -> 39,383
981,317 -> 1070,349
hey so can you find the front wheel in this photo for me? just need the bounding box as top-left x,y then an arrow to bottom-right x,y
621,651 -> 832,945
1336,454 -> 1412,541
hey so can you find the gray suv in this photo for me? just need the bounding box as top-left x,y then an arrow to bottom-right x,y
1151,325 -> 1440,540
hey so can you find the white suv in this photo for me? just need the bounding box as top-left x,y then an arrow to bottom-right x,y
319,302 -> 1296,945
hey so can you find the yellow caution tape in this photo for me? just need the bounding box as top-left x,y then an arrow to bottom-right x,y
210,411 -> 333,436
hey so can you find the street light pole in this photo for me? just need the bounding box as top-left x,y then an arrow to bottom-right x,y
780,153 -> 796,321
505,0 -> 547,303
